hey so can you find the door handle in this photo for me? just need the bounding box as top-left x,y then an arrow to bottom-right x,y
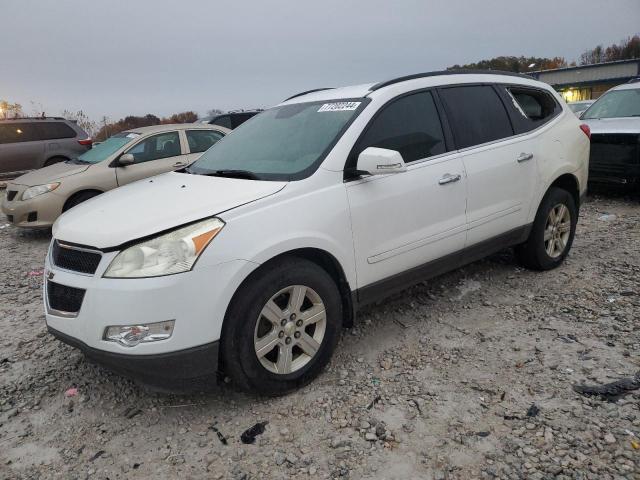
438,173 -> 462,185
517,152 -> 534,163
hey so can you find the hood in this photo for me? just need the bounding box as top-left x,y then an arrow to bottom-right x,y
12,161 -> 90,186
53,172 -> 286,249
583,117 -> 640,135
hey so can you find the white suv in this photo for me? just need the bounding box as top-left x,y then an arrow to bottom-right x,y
44,71 -> 590,395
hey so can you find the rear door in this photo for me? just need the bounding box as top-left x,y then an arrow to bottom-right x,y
346,90 -> 467,295
0,122 -> 44,174
115,131 -> 184,186
438,84 -> 537,246
183,129 -> 225,164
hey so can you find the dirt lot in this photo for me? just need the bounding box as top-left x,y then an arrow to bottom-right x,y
1,190 -> 639,480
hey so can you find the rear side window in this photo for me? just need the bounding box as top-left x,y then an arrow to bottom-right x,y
504,87 -> 560,132
210,115 -> 232,129
38,122 -> 77,140
350,91 -> 446,167
0,123 -> 39,144
186,129 -> 224,153
439,85 -> 513,149
230,113 -> 255,129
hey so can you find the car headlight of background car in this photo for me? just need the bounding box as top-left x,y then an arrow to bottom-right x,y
103,218 -> 225,278
21,182 -> 60,201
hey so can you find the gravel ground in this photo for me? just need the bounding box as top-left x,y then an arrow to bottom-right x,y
1,190 -> 639,480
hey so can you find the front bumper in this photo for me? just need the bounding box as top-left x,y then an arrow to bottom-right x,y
1,184 -> 64,228
49,326 -> 220,388
44,242 -> 258,385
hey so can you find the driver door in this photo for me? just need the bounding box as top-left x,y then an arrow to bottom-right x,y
346,91 -> 468,298
115,130 -> 185,186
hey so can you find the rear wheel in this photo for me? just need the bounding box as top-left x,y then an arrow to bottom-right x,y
516,187 -> 577,270
221,257 -> 342,395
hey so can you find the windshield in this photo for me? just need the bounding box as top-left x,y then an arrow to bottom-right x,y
189,100 -> 368,180
77,132 -> 139,164
582,89 -> 640,119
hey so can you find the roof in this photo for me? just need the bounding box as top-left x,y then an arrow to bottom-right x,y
281,70 -> 544,105
126,123 -> 229,134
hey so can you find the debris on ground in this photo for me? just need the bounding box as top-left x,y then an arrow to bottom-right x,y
209,424 -> 228,445
526,403 -> 540,417
64,387 -> 78,398
573,371 -> 640,401
240,421 -> 268,444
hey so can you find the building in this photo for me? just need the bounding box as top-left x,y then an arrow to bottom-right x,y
530,59 -> 640,102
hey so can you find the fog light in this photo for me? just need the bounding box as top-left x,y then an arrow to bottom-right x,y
104,320 -> 175,347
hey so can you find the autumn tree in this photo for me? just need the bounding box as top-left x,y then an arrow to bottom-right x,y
580,34 -> 640,65
448,56 -> 567,73
0,100 -> 24,119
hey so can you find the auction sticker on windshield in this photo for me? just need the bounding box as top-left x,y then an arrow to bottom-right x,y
318,102 -> 361,112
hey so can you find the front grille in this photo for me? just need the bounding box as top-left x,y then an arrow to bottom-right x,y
590,133 -> 640,168
6,190 -> 17,201
52,241 -> 102,274
47,281 -> 85,314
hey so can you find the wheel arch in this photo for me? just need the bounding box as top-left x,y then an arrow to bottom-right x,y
217,247 -> 355,376
62,188 -> 104,212
549,173 -> 580,208
44,155 -> 70,167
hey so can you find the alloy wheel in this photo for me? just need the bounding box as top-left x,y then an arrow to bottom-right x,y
253,285 -> 327,374
544,203 -> 571,258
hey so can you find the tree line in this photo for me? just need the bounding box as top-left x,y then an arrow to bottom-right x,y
448,34 -> 639,72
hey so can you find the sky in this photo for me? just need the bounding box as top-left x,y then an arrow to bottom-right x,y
1,0 -> 639,122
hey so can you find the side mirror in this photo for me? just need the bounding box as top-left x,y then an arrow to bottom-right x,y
356,147 -> 406,175
118,153 -> 135,166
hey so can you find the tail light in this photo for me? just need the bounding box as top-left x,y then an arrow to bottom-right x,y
78,138 -> 93,146
579,124 -> 591,140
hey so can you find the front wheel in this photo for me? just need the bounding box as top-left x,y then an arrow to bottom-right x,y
221,257 -> 342,395
516,187 -> 577,270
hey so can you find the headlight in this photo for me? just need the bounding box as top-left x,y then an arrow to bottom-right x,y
22,183 -> 60,200
104,217 -> 225,278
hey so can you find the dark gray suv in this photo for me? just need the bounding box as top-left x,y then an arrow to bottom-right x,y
0,117 -> 92,178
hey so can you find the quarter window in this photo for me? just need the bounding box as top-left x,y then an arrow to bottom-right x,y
505,87 -> 560,132
38,122 -> 77,140
350,91 -> 446,167
439,85 -> 513,149
186,130 -> 224,153
125,131 -> 181,163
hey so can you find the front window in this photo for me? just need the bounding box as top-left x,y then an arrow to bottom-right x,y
189,99 -> 368,180
77,132 -> 138,164
582,89 -> 640,119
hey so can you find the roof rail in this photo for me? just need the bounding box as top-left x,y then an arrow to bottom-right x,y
283,88 -> 335,102
0,116 -> 66,121
370,69 -> 534,91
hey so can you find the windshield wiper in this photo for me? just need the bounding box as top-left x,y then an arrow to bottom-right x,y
204,169 -> 261,180
65,158 -> 90,165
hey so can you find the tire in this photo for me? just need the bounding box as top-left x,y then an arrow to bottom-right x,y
62,191 -> 100,212
221,257 -> 342,395
44,156 -> 67,167
516,187 -> 577,271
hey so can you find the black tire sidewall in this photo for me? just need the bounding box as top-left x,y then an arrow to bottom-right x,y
222,258 -> 342,395
528,187 -> 578,270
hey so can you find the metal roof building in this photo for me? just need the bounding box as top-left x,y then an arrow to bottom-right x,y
530,59 -> 640,102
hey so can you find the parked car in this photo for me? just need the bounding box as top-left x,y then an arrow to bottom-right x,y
567,100 -> 594,118
581,82 -> 640,188
0,117 -> 91,178
1,124 -> 228,228
198,110 -> 262,129
44,71 -> 589,394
